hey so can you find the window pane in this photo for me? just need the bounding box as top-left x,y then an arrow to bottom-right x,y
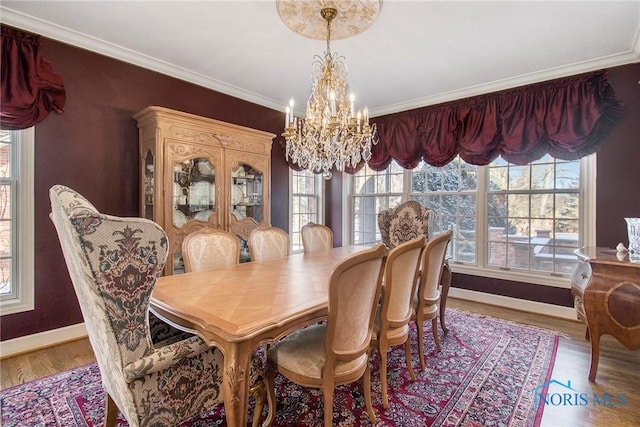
411,170 -> 426,192
427,170 -> 442,192
531,163 -> 555,190
555,193 -> 579,219
531,194 -> 554,219
0,143 -> 11,178
488,239 -> 507,268
487,194 -> 507,228
460,166 -> 477,191
508,165 -> 530,190
489,166 -> 508,191
375,175 -> 385,193
556,161 -> 580,189
508,194 -> 530,218
0,216 -> 12,258
0,131 -> 15,301
389,172 -> 403,193
0,184 -> 11,221
0,257 -> 12,296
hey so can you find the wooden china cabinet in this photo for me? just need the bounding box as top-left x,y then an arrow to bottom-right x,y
134,106 -> 275,275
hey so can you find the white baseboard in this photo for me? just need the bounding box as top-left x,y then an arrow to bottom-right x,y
0,323 -> 87,359
448,288 -> 578,320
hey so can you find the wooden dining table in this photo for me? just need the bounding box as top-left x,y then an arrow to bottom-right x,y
150,245 -> 369,427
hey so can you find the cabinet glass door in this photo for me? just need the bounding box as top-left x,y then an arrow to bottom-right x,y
230,162 -> 264,261
171,156 -> 218,274
230,162 -> 264,223
173,157 -> 217,227
143,150 -> 154,220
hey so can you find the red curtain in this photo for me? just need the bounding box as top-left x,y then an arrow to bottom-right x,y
1,25 -> 66,130
364,71 -> 623,170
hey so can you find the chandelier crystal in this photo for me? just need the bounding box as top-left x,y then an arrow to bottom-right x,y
283,7 -> 378,177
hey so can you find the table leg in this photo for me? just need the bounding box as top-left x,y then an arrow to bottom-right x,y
439,261 -> 452,334
221,342 -> 252,427
588,326 -> 601,382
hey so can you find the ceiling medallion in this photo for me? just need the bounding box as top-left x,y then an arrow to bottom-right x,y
277,0 -> 382,40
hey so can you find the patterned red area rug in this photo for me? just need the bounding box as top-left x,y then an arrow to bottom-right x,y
1,309 -> 558,426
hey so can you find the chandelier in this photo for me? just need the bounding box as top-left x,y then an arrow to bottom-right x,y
281,5 -> 379,178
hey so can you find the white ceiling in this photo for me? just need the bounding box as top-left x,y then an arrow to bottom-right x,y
1,1 -> 639,118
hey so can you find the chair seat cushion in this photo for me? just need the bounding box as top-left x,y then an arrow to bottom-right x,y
267,324 -> 366,380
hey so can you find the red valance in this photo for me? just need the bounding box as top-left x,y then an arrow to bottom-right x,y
1,25 -> 66,130
359,71 -> 623,171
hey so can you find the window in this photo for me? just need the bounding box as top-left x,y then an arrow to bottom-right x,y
347,155 -> 594,286
290,169 -> 323,253
351,162 -> 404,245
485,156 -> 581,276
0,128 -> 34,315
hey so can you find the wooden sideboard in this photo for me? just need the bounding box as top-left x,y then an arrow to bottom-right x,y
571,247 -> 640,381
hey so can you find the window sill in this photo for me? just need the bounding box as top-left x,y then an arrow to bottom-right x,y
0,297 -> 35,316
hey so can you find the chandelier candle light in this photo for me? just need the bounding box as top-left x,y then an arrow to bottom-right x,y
281,5 -> 379,178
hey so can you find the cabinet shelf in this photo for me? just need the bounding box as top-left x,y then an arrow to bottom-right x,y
232,202 -> 262,207
233,176 -> 261,182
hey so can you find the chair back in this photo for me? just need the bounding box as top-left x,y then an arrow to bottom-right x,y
417,230 -> 453,304
248,226 -> 290,262
182,228 -> 239,272
378,200 -> 432,248
380,236 -> 426,330
301,222 -> 334,253
49,184 -> 168,421
324,244 -> 388,366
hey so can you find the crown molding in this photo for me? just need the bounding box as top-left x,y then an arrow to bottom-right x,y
369,51 -> 640,118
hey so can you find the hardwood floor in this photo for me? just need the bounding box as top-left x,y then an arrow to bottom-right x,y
1,338 -> 95,390
1,298 -> 638,426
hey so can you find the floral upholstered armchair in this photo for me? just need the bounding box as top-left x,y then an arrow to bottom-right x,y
49,185 -> 266,427
378,200 -> 432,249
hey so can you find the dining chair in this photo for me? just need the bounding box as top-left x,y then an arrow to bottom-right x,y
413,230 -> 453,371
248,226 -> 290,262
377,200 -> 432,249
301,222 -> 334,253
263,243 -> 388,426
378,200 -> 453,334
371,235 -> 426,409
49,185 -> 267,427
182,227 -> 240,272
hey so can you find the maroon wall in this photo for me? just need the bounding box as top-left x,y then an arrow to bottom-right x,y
0,37 -> 288,340
595,64 -> 640,246
2,31 -> 639,341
